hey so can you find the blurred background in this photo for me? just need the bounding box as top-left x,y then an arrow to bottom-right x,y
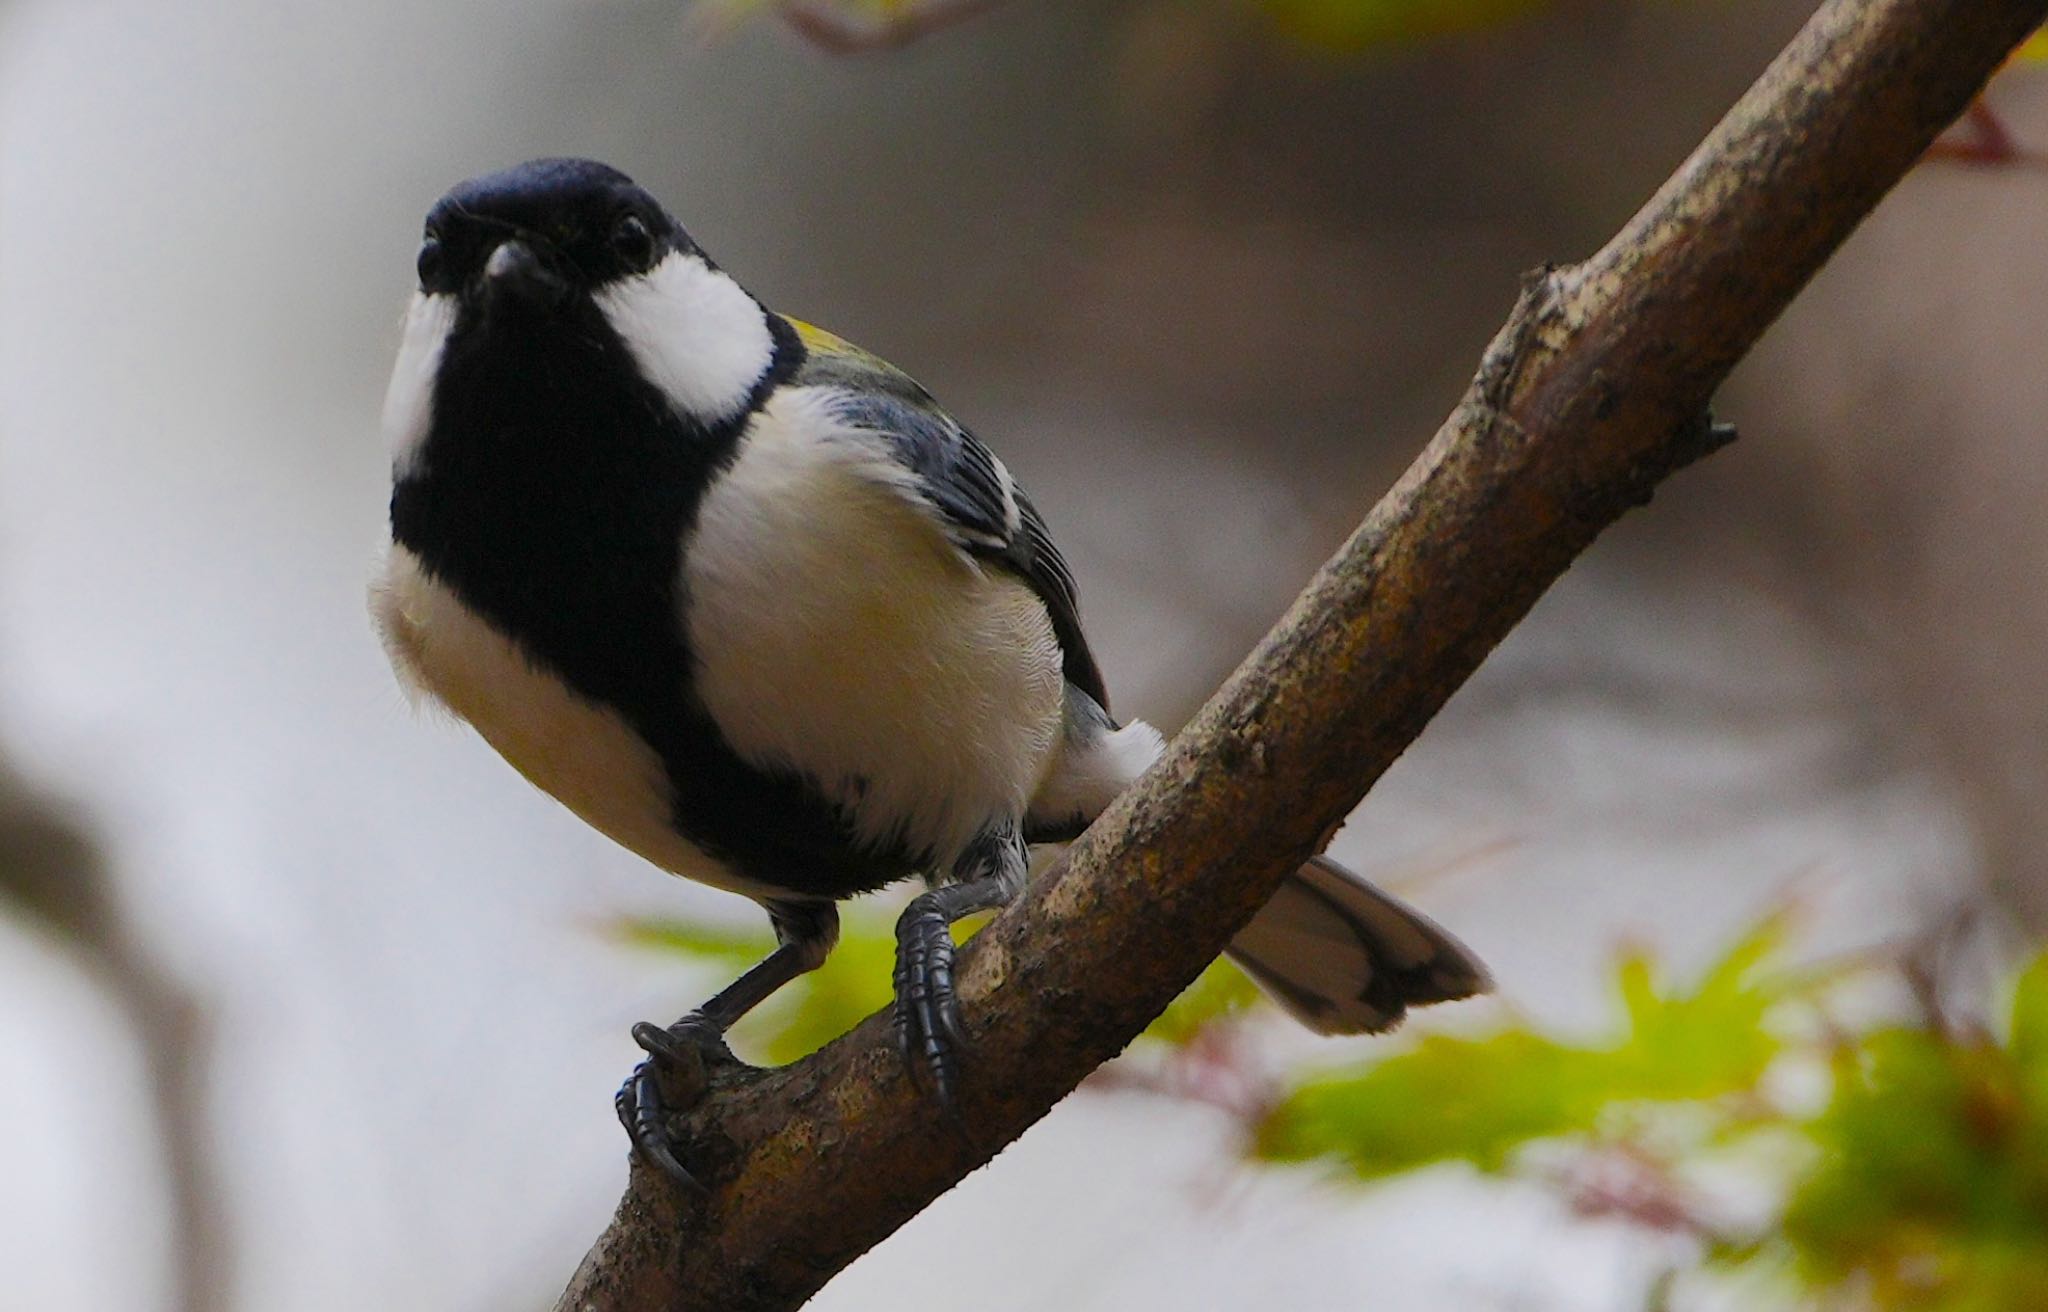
0,0 -> 2042,1308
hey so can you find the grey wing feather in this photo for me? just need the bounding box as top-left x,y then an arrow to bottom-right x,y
1226,856 -> 1491,1034
827,390 -> 1012,550
802,351 -> 1110,711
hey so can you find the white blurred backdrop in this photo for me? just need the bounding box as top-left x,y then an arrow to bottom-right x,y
0,0 -> 2032,1307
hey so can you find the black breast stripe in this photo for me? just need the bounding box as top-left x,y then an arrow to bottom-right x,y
393,298 -> 915,899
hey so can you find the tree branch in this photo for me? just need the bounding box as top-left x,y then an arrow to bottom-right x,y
0,770 -> 231,1312
556,1 -> 2047,1306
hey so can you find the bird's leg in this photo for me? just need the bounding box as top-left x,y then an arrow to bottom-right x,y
894,825 -> 1027,1111
617,899 -> 838,1194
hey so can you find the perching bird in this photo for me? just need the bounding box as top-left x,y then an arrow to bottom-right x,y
373,158 -> 1488,1189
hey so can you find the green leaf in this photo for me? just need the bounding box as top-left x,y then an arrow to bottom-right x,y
1775,1003 -> 2048,1308
1259,0 -> 1553,50
613,916 -> 774,965
1256,1030 -> 1606,1177
611,910 -> 895,1064
1610,913 -> 1790,1103
2009,950 -> 2048,1089
620,906 -> 1272,1064
1143,958 -> 1265,1047
736,923 -> 902,1064
1254,915 -> 1797,1182
626,904 -> 1261,1072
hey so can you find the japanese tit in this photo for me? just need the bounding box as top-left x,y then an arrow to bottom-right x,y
373,158 -> 1488,1189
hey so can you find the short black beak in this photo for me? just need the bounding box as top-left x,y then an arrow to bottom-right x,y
478,239 -> 568,313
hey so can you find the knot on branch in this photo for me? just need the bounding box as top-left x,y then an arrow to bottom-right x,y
1614,407 -> 1743,511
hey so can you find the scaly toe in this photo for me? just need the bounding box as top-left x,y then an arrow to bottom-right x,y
617,1017 -> 728,1196
893,912 -> 965,1113
616,1056 -> 707,1195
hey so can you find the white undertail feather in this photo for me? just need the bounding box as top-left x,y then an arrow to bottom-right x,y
597,250 -> 776,423
1027,714 -> 1165,833
1030,713 -> 1489,1033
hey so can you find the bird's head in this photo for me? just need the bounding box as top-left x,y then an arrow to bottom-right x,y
417,158 -> 677,313
386,158 -> 792,476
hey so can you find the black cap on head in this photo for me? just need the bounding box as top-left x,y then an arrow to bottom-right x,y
415,158 -> 690,299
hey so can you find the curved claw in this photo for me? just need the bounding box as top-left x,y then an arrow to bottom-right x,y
614,1017 -> 723,1197
616,1058 -> 706,1197
893,906 -> 964,1112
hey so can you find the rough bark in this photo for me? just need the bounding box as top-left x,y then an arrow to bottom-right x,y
556,0 -> 2048,1307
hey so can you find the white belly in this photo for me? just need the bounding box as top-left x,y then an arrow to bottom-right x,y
682,391 -> 1065,871
372,544 -> 780,900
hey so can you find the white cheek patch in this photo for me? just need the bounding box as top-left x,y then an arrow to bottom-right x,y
381,292 -> 457,479
596,250 -> 775,424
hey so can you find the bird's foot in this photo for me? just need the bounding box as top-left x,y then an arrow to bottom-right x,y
614,1014 -> 729,1196
893,901 -> 966,1114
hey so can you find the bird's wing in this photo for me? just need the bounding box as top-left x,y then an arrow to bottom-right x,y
789,318 -> 1110,712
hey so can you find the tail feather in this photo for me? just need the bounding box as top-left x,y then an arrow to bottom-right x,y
1024,700 -> 1488,1035
1225,856 -> 1490,1035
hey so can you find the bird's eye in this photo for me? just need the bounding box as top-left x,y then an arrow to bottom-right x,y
416,236 -> 447,290
611,215 -> 655,271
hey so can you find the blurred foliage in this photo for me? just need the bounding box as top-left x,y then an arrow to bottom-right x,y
625,901 -> 2048,1306
619,907 -> 1265,1064
1145,955 -> 1267,1047
620,912 -> 900,1065
1256,913 -> 1792,1176
1256,0 -> 1550,50
1249,917 -> 2048,1311
1750,953 -> 2048,1309
743,0 -> 2048,69
721,0 -> 1563,53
